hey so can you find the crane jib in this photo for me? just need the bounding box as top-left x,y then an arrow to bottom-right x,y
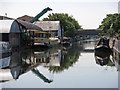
29,7 -> 52,23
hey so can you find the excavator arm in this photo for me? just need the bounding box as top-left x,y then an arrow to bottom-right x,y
29,7 -> 52,23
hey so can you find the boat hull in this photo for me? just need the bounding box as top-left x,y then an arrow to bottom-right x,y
95,45 -> 111,52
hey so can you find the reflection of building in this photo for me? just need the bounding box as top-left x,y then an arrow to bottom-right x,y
0,66 -> 20,82
22,48 -> 61,67
0,51 -> 21,82
0,47 -> 62,83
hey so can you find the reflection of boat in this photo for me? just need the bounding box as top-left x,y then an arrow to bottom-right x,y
0,57 -> 11,69
95,56 -> 109,66
0,41 -> 11,54
94,50 -> 114,66
61,37 -> 71,46
62,44 -> 71,51
95,37 -> 111,52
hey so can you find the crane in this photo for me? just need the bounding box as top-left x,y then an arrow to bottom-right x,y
29,7 -> 52,23
21,7 -> 52,45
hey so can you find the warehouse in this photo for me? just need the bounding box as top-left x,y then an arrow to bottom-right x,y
0,20 -> 21,48
35,21 -> 61,39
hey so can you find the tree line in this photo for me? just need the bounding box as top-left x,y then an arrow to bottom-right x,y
43,13 -> 82,37
99,13 -> 120,38
43,13 -> 120,38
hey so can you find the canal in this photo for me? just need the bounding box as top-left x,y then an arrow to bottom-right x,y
0,41 -> 118,88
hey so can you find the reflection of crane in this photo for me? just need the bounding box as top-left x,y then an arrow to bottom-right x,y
21,59 -> 53,83
29,7 -> 52,23
32,68 -> 53,83
29,7 -> 53,82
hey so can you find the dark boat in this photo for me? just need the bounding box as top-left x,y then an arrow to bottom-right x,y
95,55 -> 109,66
95,37 -> 111,52
94,50 -> 111,66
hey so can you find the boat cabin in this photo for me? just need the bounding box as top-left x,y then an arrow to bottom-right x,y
33,21 -> 61,46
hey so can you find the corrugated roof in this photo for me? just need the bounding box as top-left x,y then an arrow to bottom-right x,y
17,15 -> 34,22
17,15 -> 40,22
16,19 -> 43,31
35,21 -> 60,31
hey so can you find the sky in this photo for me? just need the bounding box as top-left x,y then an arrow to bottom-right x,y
0,0 -> 119,29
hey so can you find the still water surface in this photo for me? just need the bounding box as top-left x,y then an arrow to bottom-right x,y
0,41 -> 118,88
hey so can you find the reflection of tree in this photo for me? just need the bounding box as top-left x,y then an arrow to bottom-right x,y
48,46 -> 80,73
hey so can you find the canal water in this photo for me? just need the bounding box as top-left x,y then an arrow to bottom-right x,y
0,41 -> 118,88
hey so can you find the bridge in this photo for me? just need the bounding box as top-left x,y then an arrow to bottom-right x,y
75,29 -> 102,35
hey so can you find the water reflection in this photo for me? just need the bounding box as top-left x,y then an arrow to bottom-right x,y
47,44 -> 80,73
0,44 -> 81,83
0,47 -> 59,83
94,50 -> 114,67
0,41 -> 119,88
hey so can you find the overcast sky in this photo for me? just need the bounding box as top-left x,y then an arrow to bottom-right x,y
0,0 -> 119,29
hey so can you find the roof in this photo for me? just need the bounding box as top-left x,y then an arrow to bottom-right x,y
0,16 -> 14,20
0,20 -> 16,33
17,15 -> 36,22
16,19 -> 43,31
34,21 -> 60,31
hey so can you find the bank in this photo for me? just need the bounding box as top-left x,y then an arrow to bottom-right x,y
109,38 -> 120,70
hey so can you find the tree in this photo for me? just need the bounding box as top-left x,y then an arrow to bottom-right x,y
43,13 -> 82,37
99,13 -> 120,37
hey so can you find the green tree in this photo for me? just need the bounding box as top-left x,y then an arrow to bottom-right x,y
43,13 -> 82,37
99,13 -> 120,37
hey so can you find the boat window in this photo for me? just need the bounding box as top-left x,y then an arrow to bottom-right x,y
39,33 -> 42,38
0,33 -> 9,41
43,34 -> 46,38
